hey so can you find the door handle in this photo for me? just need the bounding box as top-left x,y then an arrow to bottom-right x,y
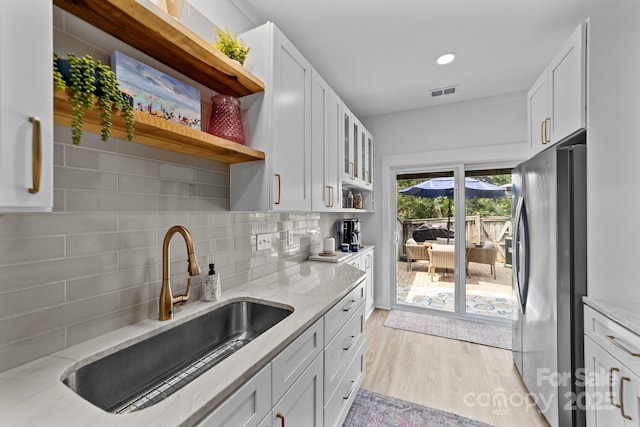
276,412 -> 285,427
28,117 -> 42,194
609,367 -> 621,408
274,173 -> 281,205
326,185 -> 334,207
620,376 -> 632,420
543,117 -> 551,143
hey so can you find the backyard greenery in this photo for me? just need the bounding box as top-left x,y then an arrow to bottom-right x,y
397,175 -> 511,220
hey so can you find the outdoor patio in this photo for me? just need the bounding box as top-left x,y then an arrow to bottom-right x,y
396,259 -> 513,320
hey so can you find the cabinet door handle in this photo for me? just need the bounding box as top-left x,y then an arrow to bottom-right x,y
620,377 -> 632,420
28,117 -> 42,194
543,117 -> 551,143
276,412 -> 285,427
342,380 -> 356,400
350,162 -> 355,180
540,119 -> 545,144
274,173 -> 281,205
607,335 -> 640,357
342,335 -> 356,351
326,185 -> 333,208
342,299 -> 357,312
609,367 -> 621,408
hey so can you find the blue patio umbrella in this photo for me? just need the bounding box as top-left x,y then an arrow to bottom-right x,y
399,177 -> 507,235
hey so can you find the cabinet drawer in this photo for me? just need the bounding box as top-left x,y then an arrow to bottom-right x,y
324,304 -> 364,402
324,339 -> 365,427
197,364 -> 271,427
272,318 -> 323,405
324,280 -> 365,345
585,305 -> 640,375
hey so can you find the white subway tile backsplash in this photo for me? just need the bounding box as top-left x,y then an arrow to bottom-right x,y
54,167 -> 118,191
67,266 -> 158,302
66,231 -> 157,257
118,213 -> 190,231
0,213 -> 117,239
65,190 -> 157,212
157,163 -> 197,182
0,253 -> 119,294
0,294 -> 118,344
118,174 -> 189,196
0,330 -> 66,373
0,283 -> 66,319
0,236 -> 64,266
66,146 -> 158,176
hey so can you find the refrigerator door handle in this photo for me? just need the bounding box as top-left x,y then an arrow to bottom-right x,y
513,197 -> 530,313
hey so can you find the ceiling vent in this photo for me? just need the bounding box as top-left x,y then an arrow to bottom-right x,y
430,86 -> 457,97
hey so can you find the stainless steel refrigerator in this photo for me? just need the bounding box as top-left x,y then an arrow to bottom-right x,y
512,129 -> 587,427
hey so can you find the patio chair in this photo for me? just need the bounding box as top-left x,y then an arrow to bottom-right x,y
405,243 -> 430,271
427,244 -> 456,280
467,246 -> 498,279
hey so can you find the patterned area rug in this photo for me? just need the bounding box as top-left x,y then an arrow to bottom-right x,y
343,388 -> 490,427
396,286 -> 513,320
384,309 -> 511,350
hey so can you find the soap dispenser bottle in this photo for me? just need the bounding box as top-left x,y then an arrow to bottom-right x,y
201,263 -> 221,302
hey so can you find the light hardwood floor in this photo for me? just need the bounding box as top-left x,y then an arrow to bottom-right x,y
361,309 -> 550,427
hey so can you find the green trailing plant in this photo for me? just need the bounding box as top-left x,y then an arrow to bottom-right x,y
53,53 -> 134,145
212,28 -> 251,65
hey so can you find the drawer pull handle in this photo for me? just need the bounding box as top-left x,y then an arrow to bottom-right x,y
276,412 -> 285,427
607,335 -> 640,358
609,367 -> 621,408
342,380 -> 356,400
342,299 -> 357,312
343,335 -> 356,351
620,377 -> 632,420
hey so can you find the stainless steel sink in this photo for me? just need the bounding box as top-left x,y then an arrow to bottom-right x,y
63,300 -> 293,414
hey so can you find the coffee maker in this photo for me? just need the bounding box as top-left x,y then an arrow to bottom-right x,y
339,219 -> 361,252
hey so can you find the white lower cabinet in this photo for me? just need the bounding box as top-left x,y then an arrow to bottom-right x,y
584,305 -> 640,427
198,281 -> 366,427
346,249 -> 375,320
197,364 -> 271,427
272,353 -> 324,427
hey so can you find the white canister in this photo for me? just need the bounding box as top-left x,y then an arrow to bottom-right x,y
323,237 -> 335,254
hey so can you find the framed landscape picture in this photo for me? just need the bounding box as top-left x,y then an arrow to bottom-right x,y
111,51 -> 201,130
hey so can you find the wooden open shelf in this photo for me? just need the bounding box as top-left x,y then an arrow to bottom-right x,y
53,0 -> 264,97
54,89 -> 265,163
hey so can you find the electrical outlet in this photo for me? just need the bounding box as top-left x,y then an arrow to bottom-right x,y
257,233 -> 271,251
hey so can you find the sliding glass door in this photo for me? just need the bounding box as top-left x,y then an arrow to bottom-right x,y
394,166 -> 513,323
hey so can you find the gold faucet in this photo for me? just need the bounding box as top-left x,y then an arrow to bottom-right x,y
159,225 -> 201,321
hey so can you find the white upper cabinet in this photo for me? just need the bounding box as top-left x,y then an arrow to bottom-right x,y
231,22 -> 312,211
311,69 -> 341,212
527,22 -> 586,155
527,70 -> 550,152
0,1 -> 53,212
548,22 -> 586,143
342,104 -> 359,186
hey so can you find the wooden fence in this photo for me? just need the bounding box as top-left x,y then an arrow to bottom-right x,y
399,216 -> 512,262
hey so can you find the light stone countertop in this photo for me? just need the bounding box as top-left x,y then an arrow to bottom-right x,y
0,260 -> 366,427
583,297 -> 640,336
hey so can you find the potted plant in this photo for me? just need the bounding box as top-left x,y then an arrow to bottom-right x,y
212,28 -> 251,66
53,53 -> 134,145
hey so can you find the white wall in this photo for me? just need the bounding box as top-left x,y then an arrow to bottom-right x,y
362,93 -> 529,308
586,0 -> 640,302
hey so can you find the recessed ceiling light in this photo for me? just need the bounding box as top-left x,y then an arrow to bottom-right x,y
436,52 -> 456,65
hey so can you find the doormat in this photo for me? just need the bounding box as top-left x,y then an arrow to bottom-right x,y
343,388 -> 490,427
384,309 -> 511,350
